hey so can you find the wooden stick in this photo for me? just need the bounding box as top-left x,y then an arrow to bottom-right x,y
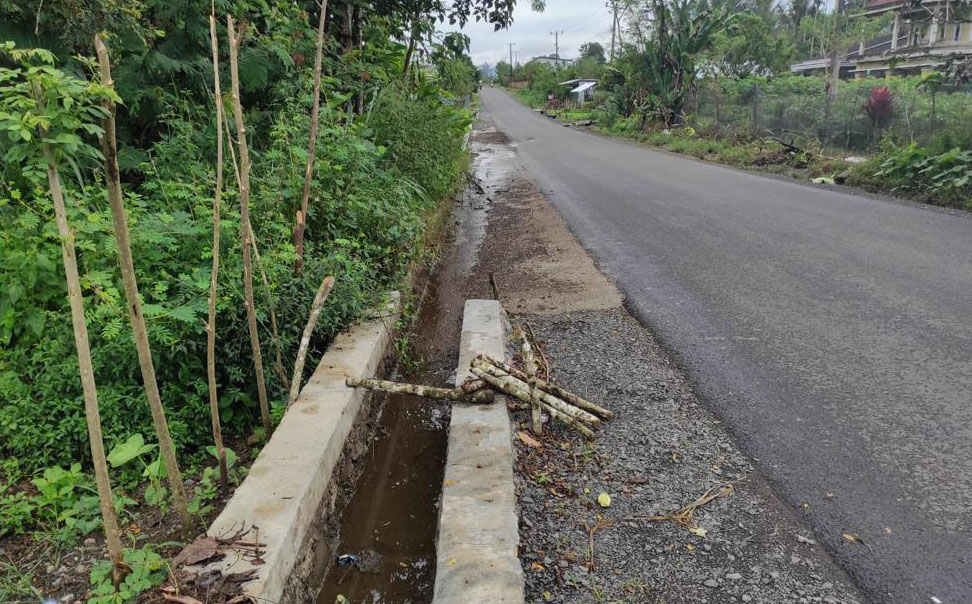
95,35 -> 191,526
207,12 -> 229,491
470,367 -> 596,438
471,359 -> 601,425
520,324 -> 543,435
480,354 -> 613,419
217,105 -> 287,394
293,0 -> 331,271
346,377 -> 494,403
288,275 -> 335,405
35,84 -> 127,586
227,16 -> 272,434
247,223 -> 289,391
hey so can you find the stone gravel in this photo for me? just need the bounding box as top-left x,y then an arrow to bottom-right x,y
512,309 -> 865,604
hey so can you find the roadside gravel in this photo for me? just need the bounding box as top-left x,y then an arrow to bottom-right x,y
512,309 -> 865,604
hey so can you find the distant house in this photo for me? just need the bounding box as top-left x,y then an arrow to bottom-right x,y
531,55 -> 572,68
559,79 -> 598,104
790,0 -> 972,77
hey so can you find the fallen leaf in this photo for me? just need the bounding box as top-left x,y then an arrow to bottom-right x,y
597,492 -> 612,508
162,595 -> 204,604
530,562 -> 546,571
518,431 -> 542,448
685,543 -> 695,551
542,590 -> 553,601
842,533 -> 857,543
447,557 -> 457,566
688,525 -> 707,537
444,480 -> 457,486
172,536 -> 219,568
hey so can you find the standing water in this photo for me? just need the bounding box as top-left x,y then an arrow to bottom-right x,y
315,123 -> 514,604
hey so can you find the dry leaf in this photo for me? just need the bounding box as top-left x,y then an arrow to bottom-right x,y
162,595 -> 204,604
689,525 -> 707,537
518,431 -> 542,448
447,557 -> 457,566
597,492 -> 611,508
842,533 -> 857,543
172,536 -> 219,568
530,562 -> 546,571
444,479 -> 457,486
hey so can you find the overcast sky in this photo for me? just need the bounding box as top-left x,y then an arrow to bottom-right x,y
443,0 -> 616,67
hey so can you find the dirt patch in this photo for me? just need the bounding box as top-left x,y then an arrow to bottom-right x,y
466,129 -> 622,315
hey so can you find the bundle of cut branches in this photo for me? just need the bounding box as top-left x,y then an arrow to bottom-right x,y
344,354 -> 611,438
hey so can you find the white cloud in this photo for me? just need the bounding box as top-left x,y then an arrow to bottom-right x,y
440,0 -> 615,66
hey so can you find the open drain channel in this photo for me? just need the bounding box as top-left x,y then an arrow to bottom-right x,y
314,125 -> 512,604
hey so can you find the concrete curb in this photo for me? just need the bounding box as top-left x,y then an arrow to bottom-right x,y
432,300 -> 524,604
199,293 -> 400,604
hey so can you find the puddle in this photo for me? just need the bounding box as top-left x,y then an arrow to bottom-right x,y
315,126 -> 505,604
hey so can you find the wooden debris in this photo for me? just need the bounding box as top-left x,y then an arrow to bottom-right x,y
479,354 -> 612,419
345,377 -> 494,403
628,483 -> 734,533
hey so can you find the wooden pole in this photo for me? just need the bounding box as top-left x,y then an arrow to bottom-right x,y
95,35 -> 191,526
35,87 -> 126,584
293,0 -> 330,271
288,275 -> 335,405
227,16 -> 272,435
207,13 -> 229,491
346,377 -> 494,403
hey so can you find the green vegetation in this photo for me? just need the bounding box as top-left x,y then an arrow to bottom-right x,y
0,0 -> 533,597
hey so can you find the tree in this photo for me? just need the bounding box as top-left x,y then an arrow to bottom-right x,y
624,0 -> 735,125
579,42 -> 606,63
0,42 -> 127,586
706,12 -> 795,76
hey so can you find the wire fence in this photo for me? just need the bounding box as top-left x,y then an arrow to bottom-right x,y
691,78 -> 972,153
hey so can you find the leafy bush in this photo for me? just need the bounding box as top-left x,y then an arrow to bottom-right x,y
874,143 -> 972,206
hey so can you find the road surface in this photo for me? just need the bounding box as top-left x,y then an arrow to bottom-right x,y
478,87 -> 972,604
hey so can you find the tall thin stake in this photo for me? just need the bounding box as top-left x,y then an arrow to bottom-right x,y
288,275 -> 335,405
207,12 -> 229,491
227,15 -> 272,435
94,36 -> 191,527
34,83 -> 126,585
293,0 -> 330,271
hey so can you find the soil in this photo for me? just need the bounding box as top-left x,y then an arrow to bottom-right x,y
465,121 -> 869,604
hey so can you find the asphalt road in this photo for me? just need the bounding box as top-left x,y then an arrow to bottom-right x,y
478,87 -> 972,604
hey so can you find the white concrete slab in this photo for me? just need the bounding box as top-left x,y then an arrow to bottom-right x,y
433,299 -> 524,604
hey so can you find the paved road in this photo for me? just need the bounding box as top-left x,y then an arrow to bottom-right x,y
479,87 -> 972,604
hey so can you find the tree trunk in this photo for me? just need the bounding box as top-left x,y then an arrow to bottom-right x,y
94,36 -> 191,526
346,377 -> 493,403
288,275 -> 335,405
293,0 -> 329,272
227,16 -> 272,435
207,16 -> 229,491
38,122 -> 126,586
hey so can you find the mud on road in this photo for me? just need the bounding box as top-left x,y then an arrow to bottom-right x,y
464,120 -> 867,604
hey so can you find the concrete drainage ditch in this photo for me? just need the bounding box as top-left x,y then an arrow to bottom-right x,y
190,296 -> 522,604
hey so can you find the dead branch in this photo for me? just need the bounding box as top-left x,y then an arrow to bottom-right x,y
288,275 -> 335,405
470,359 -> 601,425
293,0 -> 331,271
228,15 -> 272,434
469,367 -> 595,438
518,323 -> 543,435
628,483 -> 734,532
95,35 -> 191,527
207,12 -> 229,492
480,354 -> 612,419
345,377 -> 494,403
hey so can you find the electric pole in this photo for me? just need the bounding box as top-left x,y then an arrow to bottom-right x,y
507,42 -> 515,86
608,1 -> 618,61
550,30 -> 564,59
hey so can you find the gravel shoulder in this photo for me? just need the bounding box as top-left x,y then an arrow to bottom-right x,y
464,122 -> 868,604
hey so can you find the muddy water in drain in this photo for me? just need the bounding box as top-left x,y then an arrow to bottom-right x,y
316,130 -> 507,604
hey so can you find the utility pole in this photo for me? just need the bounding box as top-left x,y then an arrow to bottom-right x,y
609,1 -> 618,61
507,42 -> 515,87
550,30 -> 564,59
